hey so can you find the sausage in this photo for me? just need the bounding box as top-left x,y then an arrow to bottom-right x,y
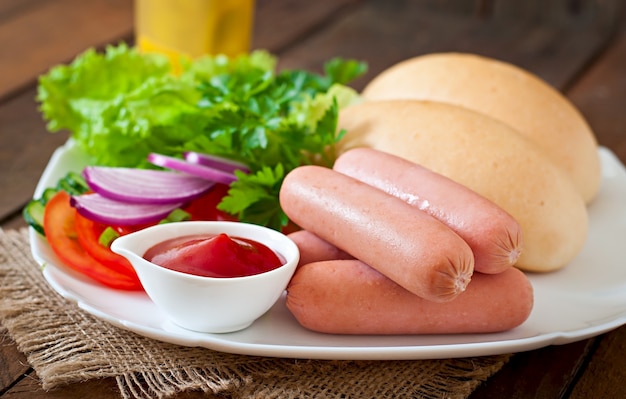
286,259 -> 533,335
279,165 -> 474,302
288,230 -> 354,267
333,147 -> 523,274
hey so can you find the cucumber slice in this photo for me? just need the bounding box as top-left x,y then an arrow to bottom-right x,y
23,171 -> 89,236
23,199 -> 47,236
56,171 -> 89,195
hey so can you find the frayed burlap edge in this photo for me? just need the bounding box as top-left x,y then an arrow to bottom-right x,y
0,227 -> 511,399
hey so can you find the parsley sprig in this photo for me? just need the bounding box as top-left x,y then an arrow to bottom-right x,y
195,56 -> 366,229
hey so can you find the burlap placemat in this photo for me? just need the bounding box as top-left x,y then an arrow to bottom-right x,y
0,227 -> 511,399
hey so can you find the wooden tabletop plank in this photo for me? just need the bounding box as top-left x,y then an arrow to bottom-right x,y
570,327 -> 626,398
275,0 -> 618,91
0,87 -> 70,223
491,0 -> 623,29
469,339 -> 597,398
0,330 -> 29,393
253,0 -> 362,53
568,34 -> 626,161
5,375 -> 139,399
4,373 -> 222,399
275,0 -> 479,89
0,0 -> 47,21
0,0 -> 134,101
443,19 -> 615,90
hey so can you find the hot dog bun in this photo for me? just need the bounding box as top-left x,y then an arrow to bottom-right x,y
335,100 -> 588,272
361,52 -> 601,204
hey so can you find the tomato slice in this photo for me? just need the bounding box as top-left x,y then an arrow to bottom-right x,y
74,212 -> 143,276
43,191 -> 143,291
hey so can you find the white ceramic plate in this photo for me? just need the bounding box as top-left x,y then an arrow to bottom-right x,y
29,141 -> 626,360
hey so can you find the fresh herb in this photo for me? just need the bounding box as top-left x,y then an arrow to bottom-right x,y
159,208 -> 192,224
36,43 -> 367,230
218,165 -> 287,231
98,227 -> 120,248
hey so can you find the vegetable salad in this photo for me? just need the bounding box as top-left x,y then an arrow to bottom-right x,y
37,43 -> 366,229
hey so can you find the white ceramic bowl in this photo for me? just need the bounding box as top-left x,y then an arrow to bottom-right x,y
110,221 -> 299,333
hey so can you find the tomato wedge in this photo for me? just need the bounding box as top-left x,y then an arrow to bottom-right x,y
43,191 -> 143,291
183,183 -> 238,222
183,183 -> 300,233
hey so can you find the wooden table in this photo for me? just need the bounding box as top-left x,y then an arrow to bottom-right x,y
2,0 -> 626,397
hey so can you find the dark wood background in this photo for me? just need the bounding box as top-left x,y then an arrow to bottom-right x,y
2,0 -> 626,397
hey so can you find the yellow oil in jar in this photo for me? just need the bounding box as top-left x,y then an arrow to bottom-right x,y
135,0 -> 254,66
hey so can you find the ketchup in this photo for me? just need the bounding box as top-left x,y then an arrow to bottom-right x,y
143,233 -> 284,278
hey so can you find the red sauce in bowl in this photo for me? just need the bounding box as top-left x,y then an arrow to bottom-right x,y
143,233 -> 284,278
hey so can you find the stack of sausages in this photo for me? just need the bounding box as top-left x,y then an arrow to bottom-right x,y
280,148 -> 534,335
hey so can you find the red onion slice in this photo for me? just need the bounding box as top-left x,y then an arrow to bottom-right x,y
71,193 -> 183,226
183,151 -> 250,174
147,153 -> 239,185
83,166 -> 215,204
